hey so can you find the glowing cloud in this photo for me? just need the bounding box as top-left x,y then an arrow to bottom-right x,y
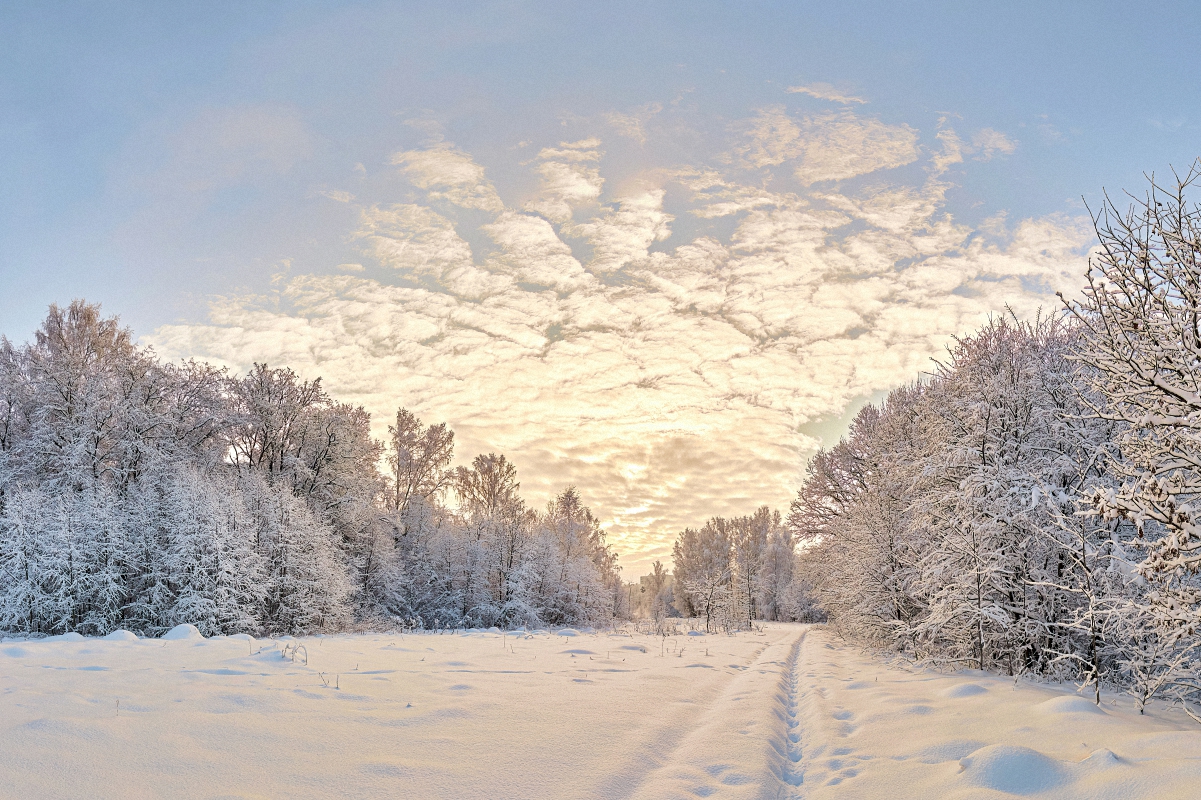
149,104 -> 1085,574
786,83 -> 868,105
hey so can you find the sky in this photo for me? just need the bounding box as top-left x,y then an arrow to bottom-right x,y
5,1 -> 1201,575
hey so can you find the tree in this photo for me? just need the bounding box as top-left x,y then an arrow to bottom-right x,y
758,520 -> 796,622
0,302 -> 631,637
795,387 -> 927,648
1065,165 -> 1201,710
538,487 -> 620,625
730,507 -> 775,628
386,408 -> 454,516
673,521 -> 733,632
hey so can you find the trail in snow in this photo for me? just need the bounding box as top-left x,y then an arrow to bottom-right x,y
3,624 -> 1201,798
625,626 -> 804,800
781,633 -> 805,796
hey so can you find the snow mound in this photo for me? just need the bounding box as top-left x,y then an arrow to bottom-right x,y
686,630 -> 705,636
161,624 -> 204,641
1080,748 -> 1120,769
959,744 -> 1068,795
1036,695 -> 1105,715
557,629 -> 580,637
942,682 -> 988,698
103,630 -> 137,641
228,633 -> 254,642
47,632 -> 84,642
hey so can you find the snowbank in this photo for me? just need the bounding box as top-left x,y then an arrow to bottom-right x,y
0,624 -> 1199,798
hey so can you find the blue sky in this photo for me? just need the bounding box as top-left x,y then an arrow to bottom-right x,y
4,1 -> 1201,571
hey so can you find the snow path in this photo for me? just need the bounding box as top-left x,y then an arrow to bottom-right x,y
3,624 -> 1201,798
782,633 -> 805,794
626,626 -> 806,799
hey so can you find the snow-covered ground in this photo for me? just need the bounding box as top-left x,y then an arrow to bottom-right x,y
2,623 -> 1200,799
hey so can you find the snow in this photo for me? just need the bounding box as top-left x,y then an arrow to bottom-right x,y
159,624 -> 203,641
101,630 -> 138,642
1,623 -> 1200,799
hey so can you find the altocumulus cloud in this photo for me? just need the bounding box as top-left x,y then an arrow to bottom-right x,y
149,104 -> 1090,573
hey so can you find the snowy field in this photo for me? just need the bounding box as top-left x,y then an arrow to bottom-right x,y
2,623 -> 1200,799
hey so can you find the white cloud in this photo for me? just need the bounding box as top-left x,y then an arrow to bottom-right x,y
524,139 -> 604,223
567,189 -> 674,273
482,212 -> 591,292
972,128 -> 1018,160
390,144 -> 504,212
738,107 -> 920,184
150,117 -> 1090,575
604,102 -> 664,144
318,189 -> 355,203
356,204 -> 472,278
786,83 -> 867,105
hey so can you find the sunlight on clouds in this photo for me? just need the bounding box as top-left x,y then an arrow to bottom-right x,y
357,204 -> 473,279
389,143 -> 504,212
482,211 -> 590,292
737,107 -> 920,184
524,139 -> 604,223
566,189 -> 673,274
785,83 -> 867,105
150,103 -> 1084,574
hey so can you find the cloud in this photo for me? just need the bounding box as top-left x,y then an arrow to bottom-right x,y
971,128 -> 1018,160
930,127 -> 966,174
786,83 -> 867,105
566,189 -> 674,273
524,139 -> 604,223
390,143 -> 504,212
356,204 -> 473,278
482,211 -> 591,292
738,107 -> 920,184
149,118 -> 1090,575
318,189 -> 355,203
604,102 -> 664,144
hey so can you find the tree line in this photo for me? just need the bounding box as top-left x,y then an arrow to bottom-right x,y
789,169 -> 1201,714
0,303 -> 621,636
669,507 -> 824,632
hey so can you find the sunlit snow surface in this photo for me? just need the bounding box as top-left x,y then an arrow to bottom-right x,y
1,624 -> 1200,798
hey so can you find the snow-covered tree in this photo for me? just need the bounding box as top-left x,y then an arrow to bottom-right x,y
1065,166 -> 1201,710
793,386 -> 927,647
673,520 -> 733,631
0,301 -> 627,637
386,408 -> 454,516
